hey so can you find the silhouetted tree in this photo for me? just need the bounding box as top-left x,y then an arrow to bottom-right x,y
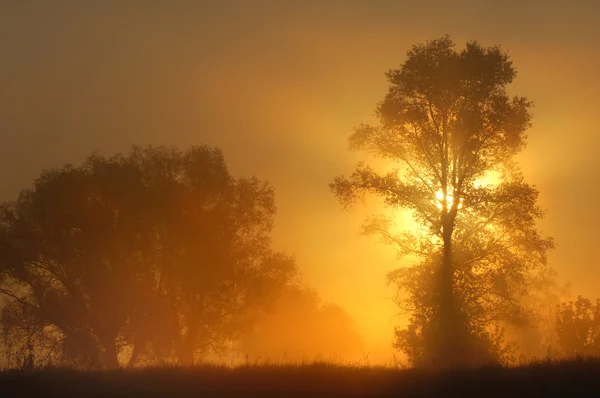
125,147 -> 297,366
0,145 -> 298,368
0,154 -> 152,368
330,36 -> 553,368
555,296 -> 600,356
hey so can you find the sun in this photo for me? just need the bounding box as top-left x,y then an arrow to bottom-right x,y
433,171 -> 501,210
435,190 -> 463,210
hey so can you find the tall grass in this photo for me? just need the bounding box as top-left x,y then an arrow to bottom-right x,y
1,356 -> 599,397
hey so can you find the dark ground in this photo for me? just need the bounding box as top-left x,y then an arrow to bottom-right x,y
1,358 -> 599,397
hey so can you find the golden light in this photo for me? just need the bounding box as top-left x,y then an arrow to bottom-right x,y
473,171 -> 501,188
431,172 -> 500,211
435,189 -> 463,210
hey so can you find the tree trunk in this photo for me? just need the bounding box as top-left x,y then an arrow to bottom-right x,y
433,221 -> 490,369
432,220 -> 472,369
128,342 -> 140,368
102,337 -> 120,369
177,310 -> 199,366
177,345 -> 195,367
437,226 -> 458,368
176,331 -> 197,366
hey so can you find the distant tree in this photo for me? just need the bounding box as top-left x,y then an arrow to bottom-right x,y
0,145 -> 297,369
330,36 -> 553,368
506,267 -> 569,360
238,285 -> 364,363
555,296 -> 600,356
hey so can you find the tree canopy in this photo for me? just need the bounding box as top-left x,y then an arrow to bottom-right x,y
0,145 -> 299,368
331,35 -> 554,368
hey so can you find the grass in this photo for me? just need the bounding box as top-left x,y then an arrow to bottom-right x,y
1,357 -> 599,397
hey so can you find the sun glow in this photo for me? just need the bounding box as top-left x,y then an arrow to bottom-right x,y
435,189 -> 463,210
473,171 -> 501,189
432,172 -> 501,210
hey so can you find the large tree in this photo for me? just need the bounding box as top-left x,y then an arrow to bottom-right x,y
0,145 -> 297,369
330,36 -> 553,368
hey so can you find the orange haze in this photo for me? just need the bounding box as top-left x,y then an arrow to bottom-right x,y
2,1 -> 600,364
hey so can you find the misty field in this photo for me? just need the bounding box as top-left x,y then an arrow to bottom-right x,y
2,358 -> 600,397
4,3 -> 600,394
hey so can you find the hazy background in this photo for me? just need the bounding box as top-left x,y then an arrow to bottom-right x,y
1,0 -> 599,362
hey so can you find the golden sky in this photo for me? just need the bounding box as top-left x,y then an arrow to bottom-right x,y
1,1 -> 600,362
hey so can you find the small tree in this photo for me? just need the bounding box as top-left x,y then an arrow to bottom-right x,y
331,36 -> 553,368
555,296 -> 600,356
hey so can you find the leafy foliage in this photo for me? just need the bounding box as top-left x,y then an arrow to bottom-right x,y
331,36 -> 553,368
0,145 -> 299,368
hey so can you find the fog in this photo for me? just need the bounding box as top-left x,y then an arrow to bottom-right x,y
1,1 -> 600,365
